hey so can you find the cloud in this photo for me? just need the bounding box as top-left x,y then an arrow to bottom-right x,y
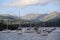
4,0 -> 49,7
3,0 -> 60,8
51,0 -> 60,5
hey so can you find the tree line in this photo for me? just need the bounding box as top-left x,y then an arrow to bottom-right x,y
0,19 -> 60,31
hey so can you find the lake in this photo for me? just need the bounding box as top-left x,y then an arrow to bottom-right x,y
0,27 -> 60,40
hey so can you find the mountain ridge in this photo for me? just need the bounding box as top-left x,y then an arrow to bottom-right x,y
0,11 -> 60,23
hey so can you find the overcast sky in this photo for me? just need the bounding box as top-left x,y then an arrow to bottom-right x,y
0,0 -> 60,16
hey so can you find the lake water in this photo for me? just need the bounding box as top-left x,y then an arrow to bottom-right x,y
0,27 -> 60,40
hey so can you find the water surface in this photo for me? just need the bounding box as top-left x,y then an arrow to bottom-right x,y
0,27 -> 60,40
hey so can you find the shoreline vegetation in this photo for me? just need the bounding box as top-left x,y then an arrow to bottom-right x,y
0,21 -> 59,31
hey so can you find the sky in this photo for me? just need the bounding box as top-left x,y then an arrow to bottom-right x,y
0,0 -> 60,16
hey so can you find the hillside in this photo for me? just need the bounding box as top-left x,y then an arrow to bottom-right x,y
0,11 -> 60,25
40,11 -> 60,22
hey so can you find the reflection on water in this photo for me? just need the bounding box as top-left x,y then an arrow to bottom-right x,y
0,27 -> 60,40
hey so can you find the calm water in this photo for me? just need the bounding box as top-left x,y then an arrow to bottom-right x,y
0,27 -> 60,40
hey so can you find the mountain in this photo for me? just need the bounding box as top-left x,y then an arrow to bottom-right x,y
21,14 -> 41,20
0,14 -> 29,24
0,14 -> 18,20
0,14 -> 19,24
0,11 -> 60,24
21,13 -> 47,22
21,11 -> 60,22
40,11 -> 60,22
33,14 -> 47,22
